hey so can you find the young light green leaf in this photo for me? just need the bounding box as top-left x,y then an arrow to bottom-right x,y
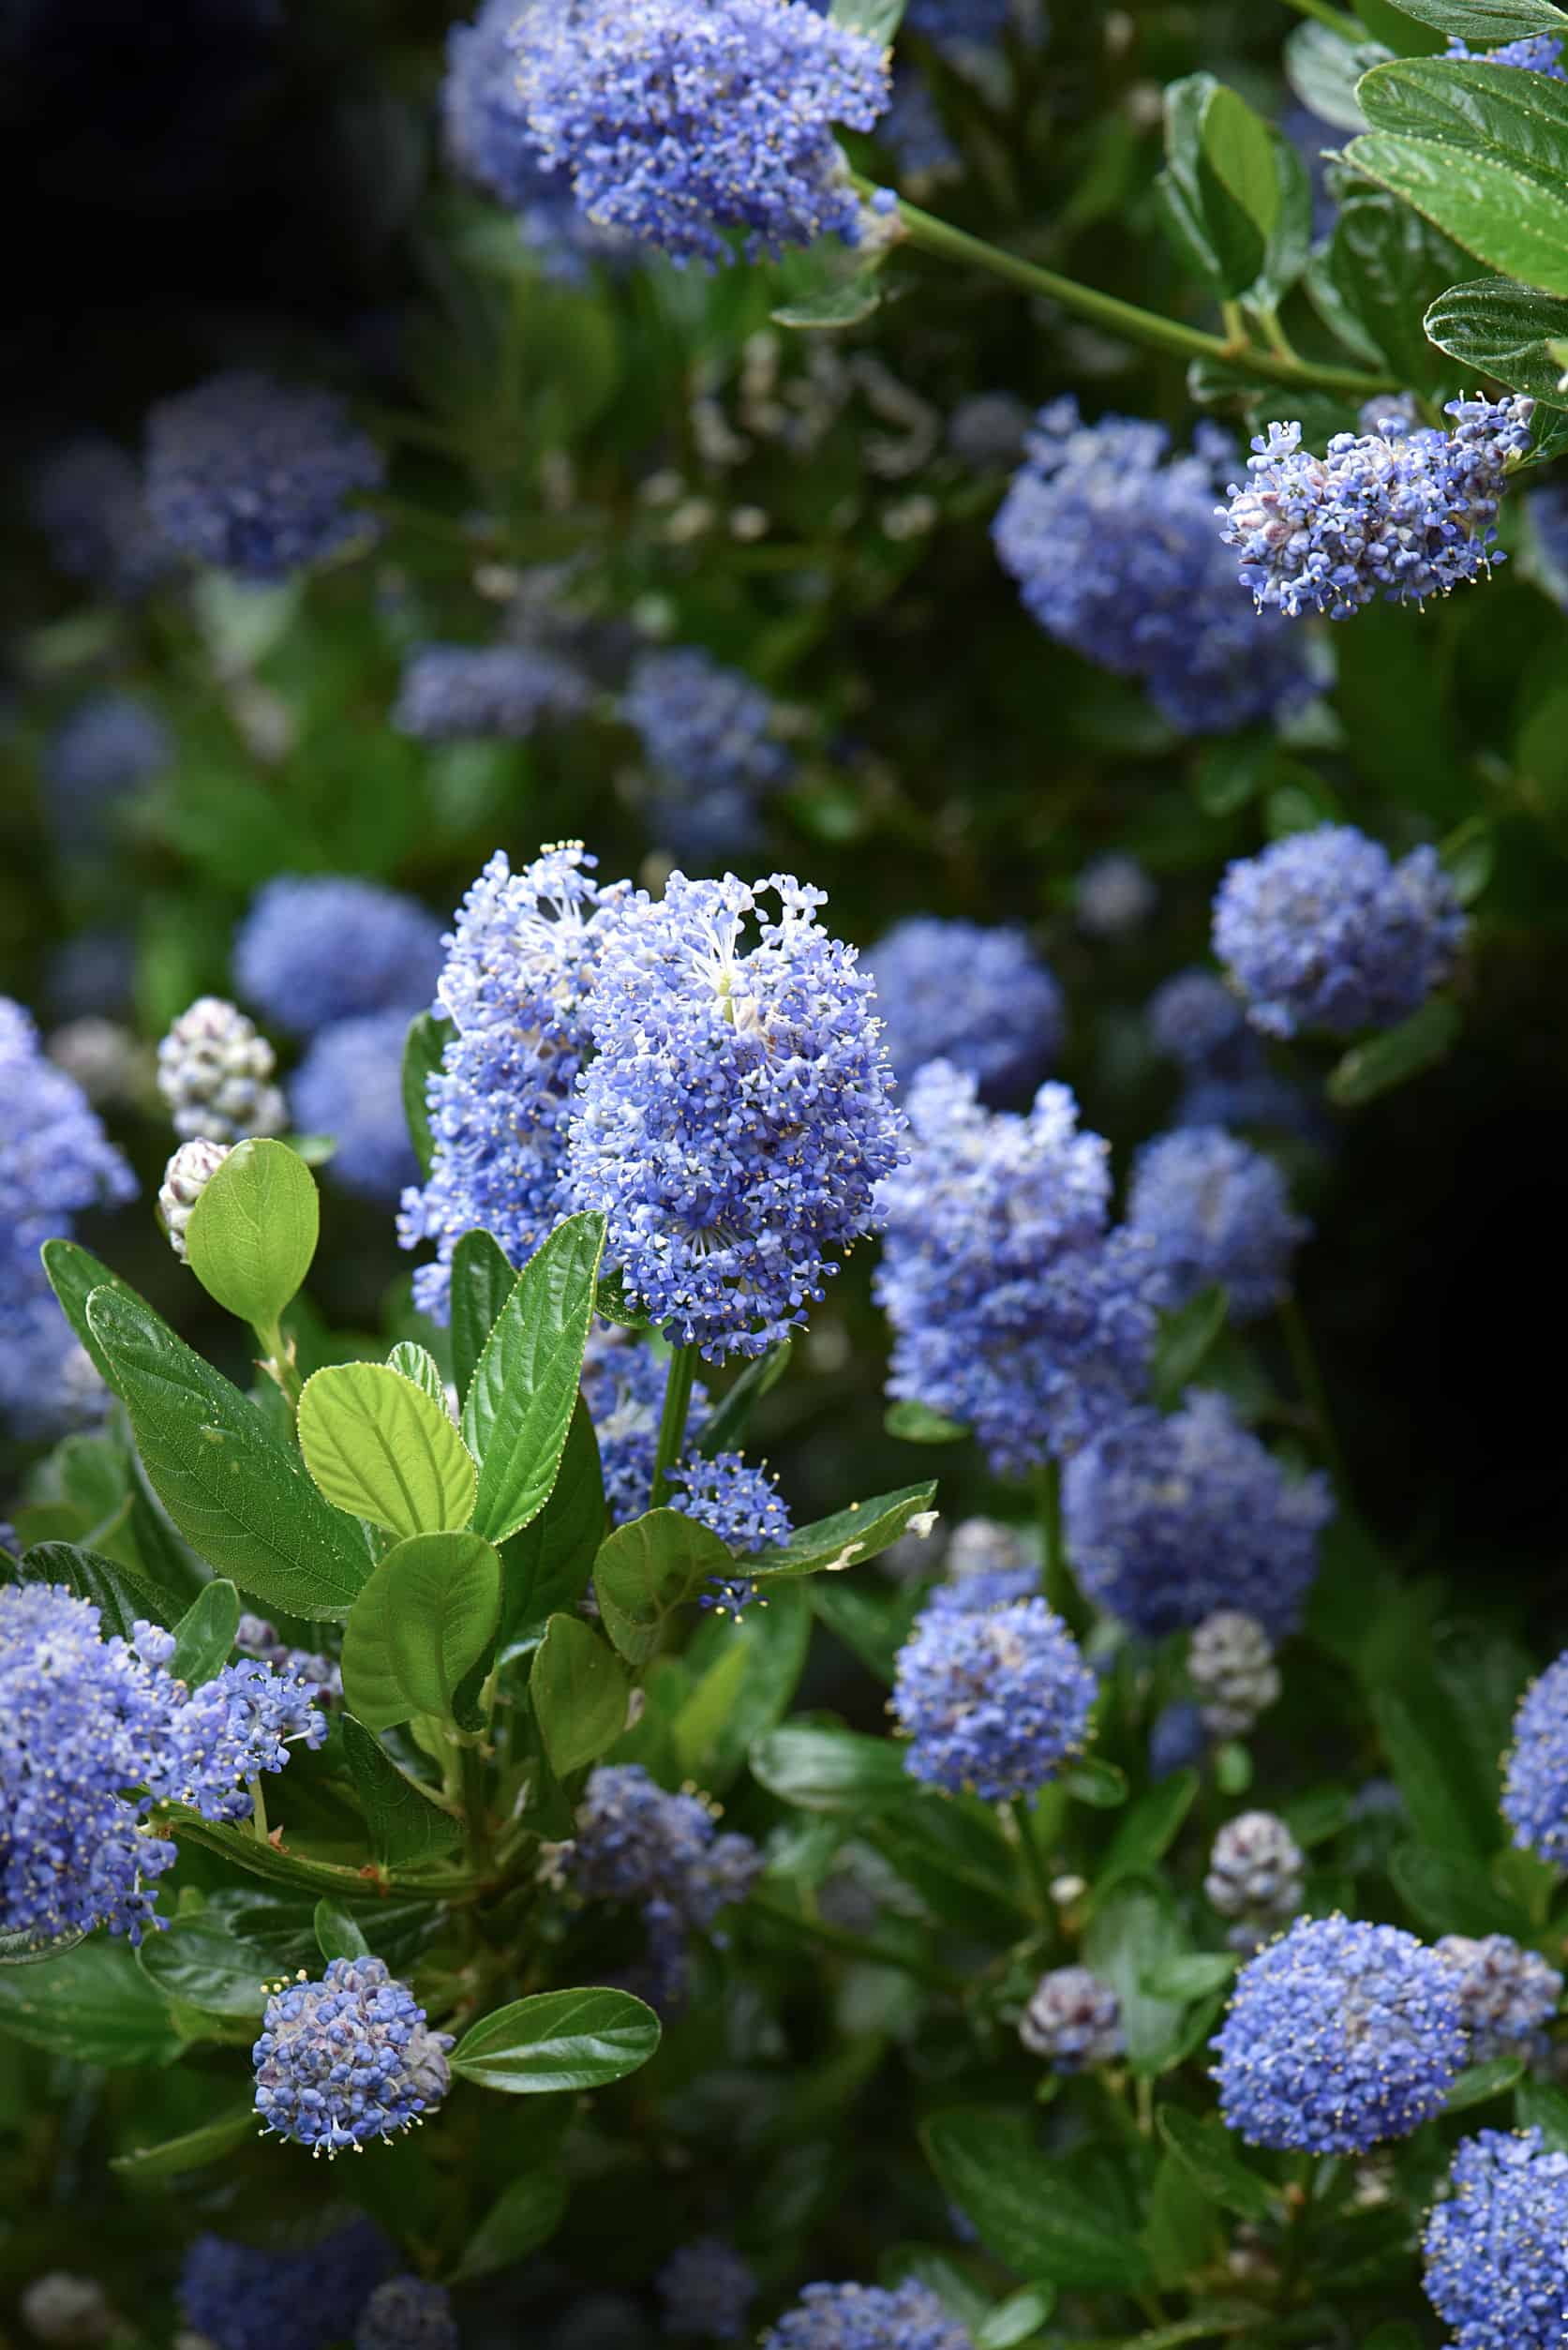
341,1532 -> 501,1729
884,1400 -> 968,1444
464,1212 -> 607,1547
450,1228 -> 519,1405
829,0 -> 906,37
1344,130 -> 1568,298
171,1579 -> 240,1686
83,1286 -> 372,1620
340,1714 -> 464,1868
385,1341 -> 449,1406
746,1483 -> 940,1581
298,1362 -> 477,1539
402,1011 -> 452,1180
450,1986 -> 661,2093
185,1138 -> 319,1328
922,2106 -> 1151,2289
530,1612 -> 630,1777
592,1509 -> 734,1666
1425,277 -> 1568,409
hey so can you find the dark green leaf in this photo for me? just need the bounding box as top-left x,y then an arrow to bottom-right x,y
592,1509 -> 733,1666
450,2171 -> 571,2280
21,1541 -> 172,1639
810,1575 -> 927,1684
110,2103 -> 258,2180
138,1920 -> 274,2020
1344,129 -> 1568,297
0,1940 -> 183,2066
314,1900 -> 372,1962
747,1484 -> 940,1581
884,1400 -> 968,1444
922,2106 -> 1150,2290
1101,1773 -> 1200,1887
185,1138 -> 319,1328
696,1339 -> 795,1458
171,1579 -> 240,1686
1391,1843 -> 1525,1934
1327,997 -> 1461,1107
341,1714 -> 464,1868
500,1398 -> 605,1654
975,2286 -> 1056,2350
1362,2325 -> 1424,2350
1157,76 -> 1257,297
1152,1288 -> 1229,1408
450,1228 -> 518,1406
298,1362 -> 477,1538
1157,2106 -> 1277,2223
402,1011 -> 452,1181
171,1811 -> 452,1896
1377,0 -> 1566,35
464,1212 -> 607,1547
1373,1689 -> 1498,1856
83,1286 -> 371,1620
749,1723 -> 914,1812
871,1793 -> 1032,1940
1325,191 -> 1473,387
1446,2055 -> 1526,2109
530,1613 -> 630,1776
670,1584 -> 812,1789
1360,51 -> 1568,178
1516,2075 -> 1568,2151
341,1532 -> 502,1729
1425,276 -> 1568,408
450,1986 -> 661,2093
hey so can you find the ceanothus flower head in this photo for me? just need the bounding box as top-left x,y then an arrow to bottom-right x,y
933,1516 -> 1038,1613
1436,1935 -> 1562,2068
1447,31 -> 1566,75
863,917 -> 1065,1100
569,1763 -> 762,2008
399,845 -> 629,1321
234,876 -> 443,1037
566,870 -> 902,1361
1146,969 -> 1254,1077
1213,824 -> 1467,1040
1,995 -> 137,1250
761,2281 -> 973,2350
1220,394 -> 1534,620
393,643 -> 592,741
154,1651 -> 328,1824
668,1447 -> 790,1569
655,2240 -> 757,2341
354,2279 -> 458,2350
1528,478 -> 1568,607
1127,1126 -> 1308,1323
1076,852 -> 1156,939
18,2272 -> 112,2345
178,2223 -> 394,2350
1205,1811 -> 1306,1950
1018,1965 -> 1124,2070
159,1138 -> 232,1260
42,696 -> 172,825
993,397 -> 1316,736
157,996 -> 287,1144
892,1593 -> 1096,1802
1062,1390 -> 1332,1639
875,1062 -> 1165,1474
1213,1915 -> 1465,2151
252,1956 -> 455,2155
511,0 -> 892,267
290,1012 -> 423,1205
623,649 -> 793,862
1188,1609 -> 1280,1739
1422,2127 -> 1568,2350
144,370 -> 384,581
31,433 -> 175,599
1501,1652 -> 1568,1868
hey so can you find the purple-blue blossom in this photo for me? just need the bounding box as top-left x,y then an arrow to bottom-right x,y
290,1012 -> 423,1205
1213,824 -> 1467,1039
1146,969 -> 1254,1077
1501,1652 -> 1568,1868
892,1592 -> 1096,1801
252,1956 -> 455,2154
1435,1935 -> 1562,2068
656,2240 -> 757,2341
1061,1389 -> 1332,1639
31,433 -> 176,599
144,371 -> 384,581
863,917 -> 1064,1100
1213,1916 -> 1464,2150
42,696 -> 172,831
355,2280 -> 458,2350
1018,1966 -> 1124,2070
234,876 -> 443,1037
623,649 -> 793,862
1446,31 -> 1566,75
1423,2127 -> 1568,2348
394,643 -> 592,740
1127,1126 -> 1308,1322
569,1764 -> 762,2009
1220,396 -> 1534,620
179,2223 -> 393,2350
761,2282 -> 972,2350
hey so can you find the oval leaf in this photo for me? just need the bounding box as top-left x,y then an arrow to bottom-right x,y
593,1509 -> 734,1666
451,1986 -> 661,2093
110,2103 -> 258,2180
341,1532 -> 502,1729
464,1212 -> 607,1548
185,1138 -> 319,1328
1426,276 -> 1568,408
530,1613 -> 630,1777
171,1579 -> 240,1686
298,1362 -> 477,1539
749,1723 -> 915,1813
922,2107 -> 1150,2290
1344,129 -> 1568,298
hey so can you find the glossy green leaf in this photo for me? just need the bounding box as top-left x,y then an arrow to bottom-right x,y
1285,22 -> 1391,132
500,1397 -> 605,1654
922,2106 -> 1150,2289
402,1011 -> 452,1180
1327,997 -> 1461,1107
592,1508 -> 733,1666
1325,191 -> 1472,387
110,2103 -> 259,2180
1157,2106 -> 1277,2223
298,1362 -> 476,1538
884,1400 -> 968,1444
185,1138 -> 319,1327
1446,2054 -> 1526,2109
138,1920 -> 274,2020
341,1714 -> 464,1868
341,1532 -> 501,1728
974,2286 -> 1056,2350
672,1583 -> 812,1789
450,1986 -> 661,2092
314,1900 -> 372,1962
747,1483 -> 940,1581
1516,2075 -> 1568,2150
170,1579 -> 240,1687
41,1238 -> 159,1399
451,2171 -> 572,2280
749,1723 -> 916,1812
1360,50 -> 1568,172
83,1286 -> 371,1620
21,1540 -> 172,1639
450,1228 -> 518,1405
1152,1287 -> 1229,1408
530,1612 -> 630,1776
1100,1772 -> 1201,1888
0,1940 -> 183,2067
464,1212 -> 606,1546
1425,276 -> 1568,408
385,1341 -> 448,1406
696,1338 -> 794,1458
1378,0 -> 1565,35
1344,129 -> 1568,297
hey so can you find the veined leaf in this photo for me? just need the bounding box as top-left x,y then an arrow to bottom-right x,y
341,1532 -> 501,1729
298,1361 -> 476,1538
530,1612 -> 630,1776
464,1213 -> 606,1547
451,1986 -> 661,2093
185,1138 -> 319,1328
1344,130 -> 1568,298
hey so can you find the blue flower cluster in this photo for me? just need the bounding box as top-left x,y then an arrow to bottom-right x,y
1076,852 -> 1156,939
569,1764 -> 762,2008
892,1592 -> 1096,1801
399,846 -> 629,1321
1127,1127 -> 1308,1322
878,68 -> 958,186
144,371 -> 385,581
935,1516 -> 1038,1612
1529,479 -> 1568,606
1145,969 -> 1252,1077
668,1452 -> 790,1600
761,2280 -> 973,2350
252,1956 -> 455,2154
1435,1934 -> 1562,2068
1061,1390 -> 1333,1638
876,1062 -> 1164,1474
291,1011 -> 423,1205
31,433 -> 175,599
655,2240 -> 758,2341
42,696 -> 172,838
511,0 -> 891,266
157,995 -> 287,1143
1447,31 -> 1566,75
566,872 -> 902,1360
623,650 -> 793,862
1213,1916 -> 1465,2151
1213,824 -> 1467,1039
235,876 -> 443,1037
1220,396 -> 1534,619
355,2279 -> 459,2350
179,2223 -> 393,2350
1422,2126 -> 1568,2349
863,917 -> 1064,1100
394,643 -> 592,740
1018,1966 -> 1124,2070
1501,1652 -> 1568,1867
993,398 -> 1315,735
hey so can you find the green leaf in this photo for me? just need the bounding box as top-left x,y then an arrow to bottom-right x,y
82,1286 -> 371,1621
1373,1687 -> 1498,1856
1152,1288 -> 1229,1408
450,2171 -> 572,2280
450,1986 -> 661,2093
341,1714 -> 464,1868
1101,1773 -> 1201,1888
385,1341 -> 448,1406
500,1397 -> 606,1654
1156,2106 -> 1277,2223
41,1238 -> 159,1399
1360,50 -> 1568,173
749,1723 -> 916,1813
450,1228 -> 519,1405
110,2103 -> 258,2180
0,1925 -> 89,1967
975,2286 -> 1056,2350
402,1011 -> 452,1181
671,1584 -> 812,1789
1446,2055 -> 1526,2109
771,234 -> 886,331
747,1484 -> 940,1581
592,1509 -> 733,1666
1083,1879 -> 1187,2073
0,1940 -> 183,2066
696,1338 -> 794,1459
1516,2075 -> 1568,2151
810,1575 -> 926,1685
1065,1757 -> 1128,1809
1324,191 -> 1472,387
530,1613 -> 630,1776
1390,1842 -> 1526,1935
830,0 -> 906,37
314,1900 -> 372,1963
1377,0 -> 1566,35
1344,129 -> 1568,297
138,1920 -> 274,2020
464,1213 -> 607,1547
1327,997 -> 1461,1107
922,2106 -> 1150,2290
1141,1953 -> 1239,2001
1285,22 -> 1391,132
171,1579 -> 240,1686
1201,84 -> 1283,255
341,1532 -> 502,1729
21,1540 -> 172,1639
884,1400 -> 968,1444
298,1362 -> 477,1538
185,1138 -> 319,1328
1425,276 -> 1568,408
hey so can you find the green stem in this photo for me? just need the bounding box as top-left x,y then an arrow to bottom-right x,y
458,1742 -> 494,1876
650,1343 -> 698,1507
254,1318 -> 301,1414
1009,1794 -> 1057,1925
247,1776 -> 269,1844
750,1893 -> 964,1995
884,192 -> 1396,399
1277,1293 -> 1350,1490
